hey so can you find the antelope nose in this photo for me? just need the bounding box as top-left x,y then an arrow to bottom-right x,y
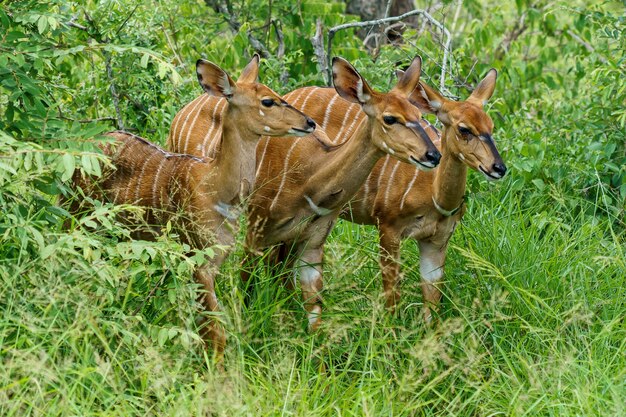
492,163 -> 507,177
306,118 -> 316,130
426,150 -> 441,166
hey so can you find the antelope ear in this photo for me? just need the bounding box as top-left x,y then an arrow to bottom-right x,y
237,54 -> 260,84
196,59 -> 237,99
468,68 -> 497,107
414,81 -> 447,114
394,55 -> 422,96
332,57 -> 375,105
395,69 -> 405,79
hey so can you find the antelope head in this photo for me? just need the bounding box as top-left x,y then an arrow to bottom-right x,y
415,69 -> 507,181
332,56 -> 441,170
196,54 -> 316,138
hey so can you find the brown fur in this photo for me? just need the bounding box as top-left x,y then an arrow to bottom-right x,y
288,69 -> 506,322
243,57 -> 440,330
71,56 -> 314,362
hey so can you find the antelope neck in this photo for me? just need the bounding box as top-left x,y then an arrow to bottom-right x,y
211,108 -> 259,204
306,119 -> 383,204
432,128 -> 467,216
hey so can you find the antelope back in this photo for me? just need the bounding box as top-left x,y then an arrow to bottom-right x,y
166,55 -> 315,157
69,131 -> 210,232
283,86 -> 365,146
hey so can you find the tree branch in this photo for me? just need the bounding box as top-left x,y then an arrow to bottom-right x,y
566,29 -> 608,64
82,11 -> 125,130
326,9 -> 452,90
205,0 -> 271,58
311,19 -> 329,85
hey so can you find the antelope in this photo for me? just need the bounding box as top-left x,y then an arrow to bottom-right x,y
242,56 -> 441,331
71,55 -> 315,360
284,68 -> 506,322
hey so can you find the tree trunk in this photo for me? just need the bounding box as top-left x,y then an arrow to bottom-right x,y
345,0 -> 418,47
345,0 -> 415,21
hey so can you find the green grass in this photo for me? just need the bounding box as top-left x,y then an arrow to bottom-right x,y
1,174 -> 624,416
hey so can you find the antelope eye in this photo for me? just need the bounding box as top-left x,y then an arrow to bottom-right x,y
383,115 -> 397,125
459,126 -> 472,135
261,99 -> 275,107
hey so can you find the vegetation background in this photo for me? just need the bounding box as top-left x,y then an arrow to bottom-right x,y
0,0 -> 624,415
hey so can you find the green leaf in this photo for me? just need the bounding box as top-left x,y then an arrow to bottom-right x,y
47,16 -> 58,31
61,153 -> 75,182
140,54 -> 149,68
41,244 -> 56,260
180,332 -> 190,349
37,15 -> 47,34
81,154 -> 93,175
0,161 -> 17,175
531,178 -> 545,191
0,9 -> 9,28
168,328 -> 177,340
158,328 -> 168,347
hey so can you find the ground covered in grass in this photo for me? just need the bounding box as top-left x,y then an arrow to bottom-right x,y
1,180 -> 624,416
1,0 -> 624,415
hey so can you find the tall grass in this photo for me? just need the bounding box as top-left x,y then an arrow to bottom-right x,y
1,172 -> 624,416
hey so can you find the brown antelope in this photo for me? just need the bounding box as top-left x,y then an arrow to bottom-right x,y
242,56 -> 441,331
284,68 -> 506,322
71,55 -> 315,360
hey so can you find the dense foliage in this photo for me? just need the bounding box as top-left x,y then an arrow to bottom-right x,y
1,0 -> 624,415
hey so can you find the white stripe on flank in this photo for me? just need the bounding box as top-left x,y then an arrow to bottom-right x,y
334,103 -> 360,144
372,155 -> 391,217
255,138 -> 271,178
304,195 -> 333,216
202,99 -> 226,158
134,151 -> 160,203
321,94 -> 339,130
284,88 -> 306,107
362,173 -> 372,213
170,100 -> 194,151
183,94 -> 213,154
174,95 -> 206,153
151,157 -> 168,207
384,160 -> 401,206
112,186 -> 121,204
376,155 -> 391,190
299,87 -> 319,112
184,158 -> 196,187
182,95 -> 211,154
399,168 -> 419,211
270,140 -> 300,211
122,141 -> 140,203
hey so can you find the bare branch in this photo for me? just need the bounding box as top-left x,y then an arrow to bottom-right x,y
59,116 -> 118,124
104,53 -> 124,130
566,29 -> 608,64
82,11 -> 125,130
311,19 -> 329,85
272,20 -> 290,86
66,18 -> 88,31
114,3 -> 140,38
383,0 -> 393,19
205,0 -> 271,58
326,9 -> 452,90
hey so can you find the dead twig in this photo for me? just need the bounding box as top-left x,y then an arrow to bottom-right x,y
566,29 -> 608,64
326,9 -> 452,90
82,11 -> 125,130
311,19 -> 329,84
59,116 -> 118,124
205,0 -> 271,58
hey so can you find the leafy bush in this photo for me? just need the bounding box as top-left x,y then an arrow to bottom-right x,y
1,0 -> 624,415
